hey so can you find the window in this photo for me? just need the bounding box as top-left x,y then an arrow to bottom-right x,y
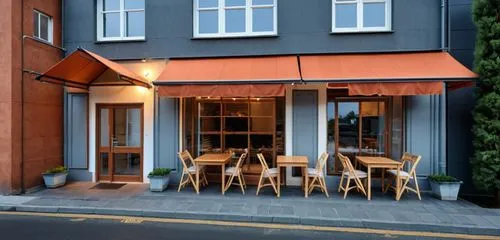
332,0 -> 391,33
194,0 -> 277,38
97,0 -> 145,41
33,10 -> 53,43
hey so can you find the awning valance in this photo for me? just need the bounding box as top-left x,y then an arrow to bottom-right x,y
158,84 -> 285,98
36,48 -> 151,89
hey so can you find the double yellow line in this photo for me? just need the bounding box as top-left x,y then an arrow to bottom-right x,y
1,211 -> 498,240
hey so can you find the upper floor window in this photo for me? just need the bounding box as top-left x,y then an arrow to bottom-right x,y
194,0 -> 277,38
332,0 -> 391,33
97,0 -> 145,41
33,10 -> 53,43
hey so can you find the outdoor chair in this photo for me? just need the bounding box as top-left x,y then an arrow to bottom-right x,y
224,150 -> 248,194
177,150 -> 208,192
307,152 -> 330,197
337,153 -> 367,199
384,153 -> 422,200
256,153 -> 278,196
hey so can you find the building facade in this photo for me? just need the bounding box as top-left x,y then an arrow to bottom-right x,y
0,0 -> 479,194
0,0 -> 64,195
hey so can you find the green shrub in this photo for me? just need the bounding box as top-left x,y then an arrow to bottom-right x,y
44,166 -> 67,174
428,174 -> 461,183
148,168 -> 172,177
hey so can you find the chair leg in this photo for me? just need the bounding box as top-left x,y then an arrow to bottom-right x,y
397,177 -> 411,200
413,174 -> 421,200
256,172 -> 264,196
343,177 -> 351,199
177,172 -> 185,192
338,173 -> 345,192
225,175 -> 235,192
240,172 -> 247,188
320,177 -> 329,198
308,177 -> 318,194
268,176 -> 278,194
237,174 -> 245,195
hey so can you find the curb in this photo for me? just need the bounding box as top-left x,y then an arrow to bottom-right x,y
1,204 -> 499,236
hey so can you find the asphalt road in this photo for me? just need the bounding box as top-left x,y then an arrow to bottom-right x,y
0,213 -> 471,240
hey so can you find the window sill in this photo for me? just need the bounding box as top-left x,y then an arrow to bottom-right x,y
330,30 -> 394,35
95,38 -> 146,44
191,34 -> 279,40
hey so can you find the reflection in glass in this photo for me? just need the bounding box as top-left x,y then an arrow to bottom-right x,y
327,102 -> 336,173
104,12 -> 120,37
391,97 -> 403,159
253,0 -> 274,5
104,0 -> 120,11
39,15 -> 49,41
336,4 -> 357,28
100,109 -> 109,147
225,9 -> 246,33
113,153 -> 141,176
100,153 -> 109,176
253,8 -> 274,32
113,108 -> 141,147
361,102 -> 385,156
199,0 -> 218,8
225,0 -> 245,7
363,2 -> 385,27
125,0 -> 144,9
199,10 -> 218,34
126,11 -> 145,37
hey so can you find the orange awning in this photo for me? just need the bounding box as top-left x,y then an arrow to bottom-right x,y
302,52 -> 477,96
154,56 -> 300,97
36,48 -> 151,89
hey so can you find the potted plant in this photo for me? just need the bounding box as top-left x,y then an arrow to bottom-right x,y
428,174 -> 463,200
42,166 -> 68,188
148,168 -> 172,192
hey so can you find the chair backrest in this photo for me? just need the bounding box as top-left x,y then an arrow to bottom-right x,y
337,153 -> 357,176
400,152 -> 422,175
257,153 -> 271,172
234,152 -> 248,172
315,152 -> 329,173
178,150 -> 194,171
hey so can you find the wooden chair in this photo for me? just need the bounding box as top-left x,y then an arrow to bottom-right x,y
224,150 -> 248,194
384,153 -> 422,200
337,153 -> 367,199
256,153 -> 278,196
177,150 -> 208,192
307,152 -> 330,197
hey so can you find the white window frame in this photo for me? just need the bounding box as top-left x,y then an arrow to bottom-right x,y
96,0 -> 145,42
33,10 -> 53,44
193,0 -> 278,38
332,0 -> 391,33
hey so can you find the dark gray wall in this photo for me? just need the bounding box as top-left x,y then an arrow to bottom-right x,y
292,90 -> 318,168
63,0 -> 443,59
447,0 -> 476,194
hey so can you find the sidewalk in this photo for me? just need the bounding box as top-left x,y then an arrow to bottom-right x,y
1,182 -> 499,236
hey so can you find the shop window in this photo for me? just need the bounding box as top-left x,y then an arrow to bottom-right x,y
327,97 -> 403,175
97,0 -> 145,41
194,0 -> 277,38
332,0 -> 392,33
33,10 -> 53,43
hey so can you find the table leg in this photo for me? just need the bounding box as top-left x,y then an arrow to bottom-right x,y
195,163 -> 200,194
381,169 -> 385,192
277,165 -> 281,198
221,164 -> 225,195
367,166 -> 371,200
304,165 -> 308,198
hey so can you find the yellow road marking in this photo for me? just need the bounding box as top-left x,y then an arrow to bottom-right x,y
0,211 -> 498,240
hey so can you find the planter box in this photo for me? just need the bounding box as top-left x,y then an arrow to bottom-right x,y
42,172 -> 68,189
148,175 -> 170,192
429,179 -> 462,201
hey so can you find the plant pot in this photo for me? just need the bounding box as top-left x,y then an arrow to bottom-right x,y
429,179 -> 463,200
42,172 -> 68,189
148,175 -> 170,192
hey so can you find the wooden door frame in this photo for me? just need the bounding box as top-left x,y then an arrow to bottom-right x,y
96,103 -> 144,182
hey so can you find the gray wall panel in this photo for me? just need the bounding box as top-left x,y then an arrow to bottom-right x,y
156,97 -> 179,171
292,90 -> 318,167
64,0 -> 443,59
65,94 -> 88,169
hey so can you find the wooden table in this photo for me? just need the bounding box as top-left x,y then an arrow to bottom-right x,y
194,153 -> 233,195
355,156 -> 402,200
277,156 -> 309,198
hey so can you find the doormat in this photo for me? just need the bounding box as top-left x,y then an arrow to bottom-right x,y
90,183 -> 126,190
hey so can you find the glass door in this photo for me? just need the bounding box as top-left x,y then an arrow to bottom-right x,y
97,104 -> 143,182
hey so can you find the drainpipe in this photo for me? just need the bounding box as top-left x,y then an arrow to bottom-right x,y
20,0 -> 25,194
439,0 -> 448,174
